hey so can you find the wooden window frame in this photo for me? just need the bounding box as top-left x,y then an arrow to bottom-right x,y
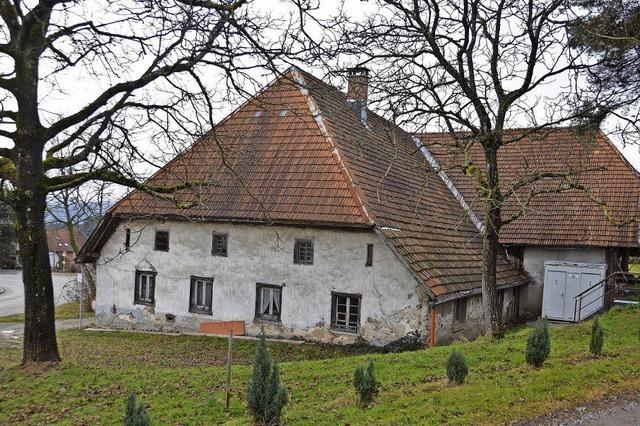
189,276 -> 213,315
154,229 -> 170,252
211,232 -> 229,257
330,291 -> 361,333
255,283 -> 283,323
365,243 -> 374,267
454,297 -> 467,323
498,290 -> 505,317
293,239 -> 314,265
134,270 -> 156,306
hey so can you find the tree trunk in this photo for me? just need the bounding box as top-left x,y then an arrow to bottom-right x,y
14,140 -> 60,363
81,263 -> 97,312
15,180 -> 61,364
481,142 -> 504,338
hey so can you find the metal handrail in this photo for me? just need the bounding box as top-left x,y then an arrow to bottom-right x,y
573,271 -> 639,322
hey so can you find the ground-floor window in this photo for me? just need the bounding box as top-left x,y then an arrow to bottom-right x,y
331,292 -> 361,333
189,276 -> 213,315
134,270 -> 156,306
454,297 -> 467,323
255,283 -> 282,322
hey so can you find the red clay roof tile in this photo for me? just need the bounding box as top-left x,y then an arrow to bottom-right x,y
420,128 -> 640,248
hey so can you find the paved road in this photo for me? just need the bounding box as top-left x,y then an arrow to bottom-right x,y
0,270 -> 76,317
523,391 -> 640,426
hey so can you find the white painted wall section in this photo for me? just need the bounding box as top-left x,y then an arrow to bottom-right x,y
95,220 -> 426,345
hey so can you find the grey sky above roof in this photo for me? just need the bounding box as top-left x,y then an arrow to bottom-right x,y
0,0 -> 637,185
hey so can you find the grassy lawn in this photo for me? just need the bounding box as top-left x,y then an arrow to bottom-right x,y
1,308 -> 640,425
0,301 -> 94,323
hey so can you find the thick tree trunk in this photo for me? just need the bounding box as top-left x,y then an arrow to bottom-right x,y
481,143 -> 504,338
15,182 -> 61,364
14,139 -> 60,363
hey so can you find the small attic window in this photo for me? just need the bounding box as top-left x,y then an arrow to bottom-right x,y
254,110 -> 263,118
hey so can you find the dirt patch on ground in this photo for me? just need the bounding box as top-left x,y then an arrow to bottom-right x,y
517,389 -> 640,425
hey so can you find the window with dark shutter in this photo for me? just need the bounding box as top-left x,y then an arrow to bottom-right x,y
454,298 -> 467,323
125,228 -> 131,249
255,283 -> 282,322
293,239 -> 313,265
189,276 -> 213,315
211,232 -> 228,257
134,270 -> 156,306
331,292 -> 361,333
365,244 -> 374,267
154,230 -> 169,251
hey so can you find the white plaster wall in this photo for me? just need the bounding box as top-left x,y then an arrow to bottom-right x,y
520,247 -> 606,317
95,220 -> 425,345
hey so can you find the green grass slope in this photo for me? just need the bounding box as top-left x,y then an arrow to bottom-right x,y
1,308 -> 639,425
0,301 -> 94,323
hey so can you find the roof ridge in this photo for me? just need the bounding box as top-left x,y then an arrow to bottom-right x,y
290,68 -> 375,225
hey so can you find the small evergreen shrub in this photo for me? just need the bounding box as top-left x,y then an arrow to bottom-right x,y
353,360 -> 379,405
124,393 -> 150,426
246,330 -> 288,425
526,318 -> 551,368
446,349 -> 468,385
590,316 -> 604,355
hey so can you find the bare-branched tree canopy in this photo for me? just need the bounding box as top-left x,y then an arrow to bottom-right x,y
306,0 -> 638,337
0,0 -> 305,364
569,0 -> 640,142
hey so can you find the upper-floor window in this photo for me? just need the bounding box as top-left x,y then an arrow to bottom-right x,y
365,243 -> 374,267
255,283 -> 282,322
211,232 -> 228,257
134,270 -> 156,306
125,228 -> 131,250
293,239 -> 314,265
154,230 -> 169,251
189,276 -> 213,315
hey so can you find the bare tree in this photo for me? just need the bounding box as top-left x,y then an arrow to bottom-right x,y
568,0 -> 640,143
46,177 -> 113,306
0,0 -> 303,364
309,0 -> 636,337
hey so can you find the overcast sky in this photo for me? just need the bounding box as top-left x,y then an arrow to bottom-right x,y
1,0 -> 638,175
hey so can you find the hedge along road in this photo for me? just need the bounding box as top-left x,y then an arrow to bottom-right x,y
0,270 -> 75,317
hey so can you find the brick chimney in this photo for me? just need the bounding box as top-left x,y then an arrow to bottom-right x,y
347,66 -> 369,104
346,66 -> 370,124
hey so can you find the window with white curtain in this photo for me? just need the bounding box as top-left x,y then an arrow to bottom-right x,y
255,283 -> 282,322
134,270 -> 156,306
189,276 -> 213,315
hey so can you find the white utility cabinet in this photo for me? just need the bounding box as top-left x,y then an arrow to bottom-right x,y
542,261 -> 606,322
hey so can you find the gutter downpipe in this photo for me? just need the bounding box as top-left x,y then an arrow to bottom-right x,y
429,306 -> 437,348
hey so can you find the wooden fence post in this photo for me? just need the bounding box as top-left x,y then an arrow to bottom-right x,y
225,329 -> 234,411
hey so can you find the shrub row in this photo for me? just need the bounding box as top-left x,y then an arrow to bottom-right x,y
123,316 -> 609,424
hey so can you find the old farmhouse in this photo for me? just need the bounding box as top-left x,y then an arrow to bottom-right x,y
78,68 -> 639,346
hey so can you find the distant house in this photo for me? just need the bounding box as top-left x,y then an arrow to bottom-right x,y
79,68 -> 638,345
47,227 -> 86,272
